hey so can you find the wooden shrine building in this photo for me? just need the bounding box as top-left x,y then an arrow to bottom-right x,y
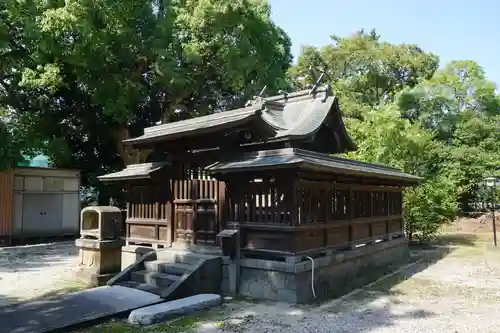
99,85 -> 421,302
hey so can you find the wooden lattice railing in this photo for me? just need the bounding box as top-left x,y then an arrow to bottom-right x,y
227,178 -> 404,254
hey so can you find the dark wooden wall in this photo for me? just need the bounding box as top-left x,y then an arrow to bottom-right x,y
126,183 -> 172,247
124,167 -> 225,248
124,165 -> 405,255
226,174 -> 404,255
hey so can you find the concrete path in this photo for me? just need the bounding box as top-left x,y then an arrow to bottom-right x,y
0,285 -> 162,333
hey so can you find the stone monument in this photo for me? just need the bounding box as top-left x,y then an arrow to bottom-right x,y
75,206 -> 124,286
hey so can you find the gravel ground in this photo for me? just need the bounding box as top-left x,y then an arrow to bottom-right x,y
188,242 -> 500,333
5,236 -> 500,332
0,241 -> 83,306
83,239 -> 500,333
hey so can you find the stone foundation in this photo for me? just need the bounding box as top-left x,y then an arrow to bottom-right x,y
75,238 -> 123,286
76,270 -> 116,286
226,237 -> 408,303
121,245 -> 156,270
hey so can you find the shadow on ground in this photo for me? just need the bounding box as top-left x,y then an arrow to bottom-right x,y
0,283 -> 89,307
301,236 -> 457,307
78,235 -> 470,333
0,286 -> 160,333
0,234 -> 479,333
428,233 -> 479,247
288,233 -> 478,333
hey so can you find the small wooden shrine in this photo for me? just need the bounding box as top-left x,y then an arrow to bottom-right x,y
99,85 -> 421,301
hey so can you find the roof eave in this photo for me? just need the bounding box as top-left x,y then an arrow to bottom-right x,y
97,174 -> 152,183
206,160 -> 302,174
122,110 -> 264,147
206,149 -> 422,185
299,161 -> 422,185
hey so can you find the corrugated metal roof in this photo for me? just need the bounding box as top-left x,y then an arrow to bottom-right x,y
206,148 -> 422,184
98,162 -> 169,182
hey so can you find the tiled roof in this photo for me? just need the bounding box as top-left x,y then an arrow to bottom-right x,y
123,86 -> 356,153
206,148 -> 422,184
98,162 -> 169,182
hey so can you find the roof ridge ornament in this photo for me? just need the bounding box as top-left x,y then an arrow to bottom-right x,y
278,89 -> 288,101
258,85 -> 267,97
244,85 -> 267,107
308,65 -> 331,96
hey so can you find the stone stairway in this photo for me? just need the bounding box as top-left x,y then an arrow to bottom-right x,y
117,260 -> 195,295
109,249 -> 222,300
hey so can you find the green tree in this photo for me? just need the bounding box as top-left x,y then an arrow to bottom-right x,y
288,29 -> 439,118
397,61 -> 500,211
397,60 -> 500,141
343,105 -> 458,241
1,0 -> 292,203
289,30 -> 462,241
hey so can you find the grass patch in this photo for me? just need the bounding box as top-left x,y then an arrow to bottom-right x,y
79,309 -> 229,333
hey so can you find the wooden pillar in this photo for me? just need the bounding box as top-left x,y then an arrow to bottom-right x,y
385,191 -> 390,236
398,189 -> 404,233
348,187 -> 353,243
368,190 -> 373,238
291,180 -> 298,226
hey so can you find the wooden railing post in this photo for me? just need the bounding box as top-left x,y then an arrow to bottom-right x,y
386,192 -> 390,238
368,191 -> 373,239
348,187 -> 353,244
291,180 -> 298,226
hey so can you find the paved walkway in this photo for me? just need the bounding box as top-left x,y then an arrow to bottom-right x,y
0,286 -> 162,333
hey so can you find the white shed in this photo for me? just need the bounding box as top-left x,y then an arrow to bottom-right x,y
8,167 -> 81,240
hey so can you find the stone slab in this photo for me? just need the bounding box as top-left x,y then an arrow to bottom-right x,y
128,294 -> 221,326
0,285 -> 162,333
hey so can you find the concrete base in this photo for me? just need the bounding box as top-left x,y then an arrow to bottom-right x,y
76,238 -> 123,286
233,238 -> 409,303
171,242 -> 223,255
121,245 -> 156,270
76,269 -> 116,286
121,244 -> 222,270
128,294 -> 221,326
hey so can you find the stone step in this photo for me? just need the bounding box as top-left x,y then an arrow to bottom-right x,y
116,281 -> 163,295
156,250 -> 217,265
128,294 -> 222,326
131,270 -> 181,288
144,260 -> 193,276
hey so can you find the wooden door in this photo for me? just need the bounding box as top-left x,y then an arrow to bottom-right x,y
172,178 -> 225,247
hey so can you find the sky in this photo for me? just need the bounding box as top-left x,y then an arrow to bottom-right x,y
269,0 -> 500,85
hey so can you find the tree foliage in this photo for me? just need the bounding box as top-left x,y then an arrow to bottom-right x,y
289,29 -> 499,241
2,3 -> 498,241
1,0 -> 292,201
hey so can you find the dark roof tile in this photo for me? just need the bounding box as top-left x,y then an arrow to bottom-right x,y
206,148 -> 422,184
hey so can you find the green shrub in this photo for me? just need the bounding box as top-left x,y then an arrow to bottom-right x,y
404,175 -> 458,242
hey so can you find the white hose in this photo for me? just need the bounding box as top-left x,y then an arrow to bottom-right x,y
305,256 -> 317,299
